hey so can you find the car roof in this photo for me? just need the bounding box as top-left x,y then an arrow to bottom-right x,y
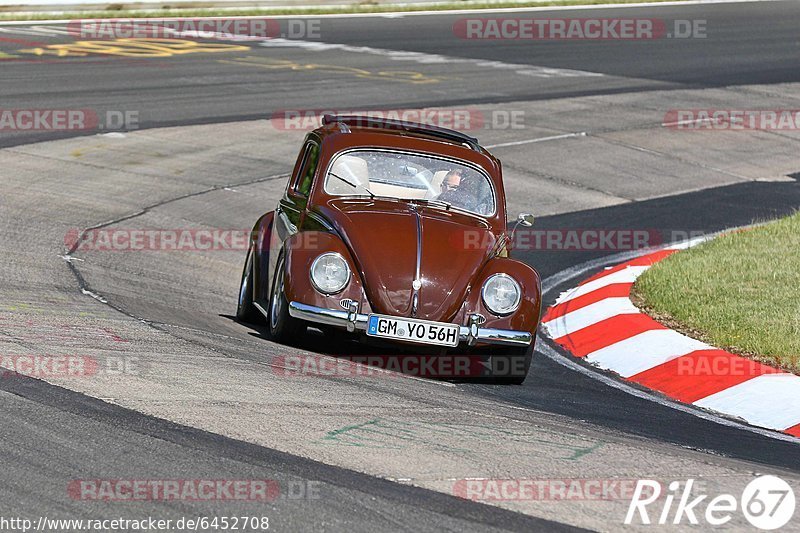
307,115 -> 507,223
320,114 -> 483,151
312,115 -> 503,168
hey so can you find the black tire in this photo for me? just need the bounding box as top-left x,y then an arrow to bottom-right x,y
268,251 -> 305,342
488,343 -> 534,385
236,249 -> 262,324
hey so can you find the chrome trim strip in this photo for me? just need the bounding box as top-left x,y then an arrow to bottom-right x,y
466,327 -> 532,347
289,301 -> 369,329
412,206 -> 422,317
288,301 -> 531,347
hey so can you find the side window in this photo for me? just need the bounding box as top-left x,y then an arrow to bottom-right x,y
294,142 -> 320,197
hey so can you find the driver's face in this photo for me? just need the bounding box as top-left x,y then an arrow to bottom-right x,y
443,174 -> 462,191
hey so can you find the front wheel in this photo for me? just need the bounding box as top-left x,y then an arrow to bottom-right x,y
236,249 -> 262,324
268,251 -> 305,342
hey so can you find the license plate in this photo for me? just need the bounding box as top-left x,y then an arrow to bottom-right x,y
366,314 -> 460,347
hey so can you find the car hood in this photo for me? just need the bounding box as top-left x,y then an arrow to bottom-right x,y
317,199 -> 496,321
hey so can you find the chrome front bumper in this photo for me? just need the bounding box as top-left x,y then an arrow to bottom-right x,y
288,301 -> 532,347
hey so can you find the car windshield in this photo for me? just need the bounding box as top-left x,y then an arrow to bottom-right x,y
324,149 -> 495,216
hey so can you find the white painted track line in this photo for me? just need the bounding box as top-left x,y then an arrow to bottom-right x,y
694,374 -> 800,431
542,297 -> 639,338
485,132 -> 587,149
554,265 -> 648,304
258,38 -> 604,78
585,328 -> 710,378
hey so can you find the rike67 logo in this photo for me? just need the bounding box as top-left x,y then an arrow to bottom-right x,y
626,476 -> 795,530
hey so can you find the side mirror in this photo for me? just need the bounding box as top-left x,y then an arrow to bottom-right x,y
504,213 -> 535,256
517,213 -> 535,227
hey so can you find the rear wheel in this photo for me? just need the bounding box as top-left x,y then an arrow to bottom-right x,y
236,249 -> 262,324
268,251 -> 305,342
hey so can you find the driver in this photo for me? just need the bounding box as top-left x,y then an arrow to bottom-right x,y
437,169 -> 478,211
437,170 -> 464,201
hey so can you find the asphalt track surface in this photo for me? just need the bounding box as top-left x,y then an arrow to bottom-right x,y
2,0 -> 800,148
1,1 -> 800,531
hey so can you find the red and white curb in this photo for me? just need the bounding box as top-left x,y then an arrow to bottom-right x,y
541,243 -> 800,439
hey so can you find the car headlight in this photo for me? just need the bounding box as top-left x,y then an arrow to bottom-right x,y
310,252 -> 350,294
481,273 -> 521,315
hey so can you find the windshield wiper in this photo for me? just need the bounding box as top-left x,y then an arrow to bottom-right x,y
328,172 -> 375,199
420,198 -> 452,211
419,198 -> 487,219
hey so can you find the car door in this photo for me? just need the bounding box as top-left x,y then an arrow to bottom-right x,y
268,137 -> 321,291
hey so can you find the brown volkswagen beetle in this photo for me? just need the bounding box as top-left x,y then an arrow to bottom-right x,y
237,115 -> 541,383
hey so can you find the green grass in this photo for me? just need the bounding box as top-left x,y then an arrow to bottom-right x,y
633,213 -> 800,374
0,0 -> 696,21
